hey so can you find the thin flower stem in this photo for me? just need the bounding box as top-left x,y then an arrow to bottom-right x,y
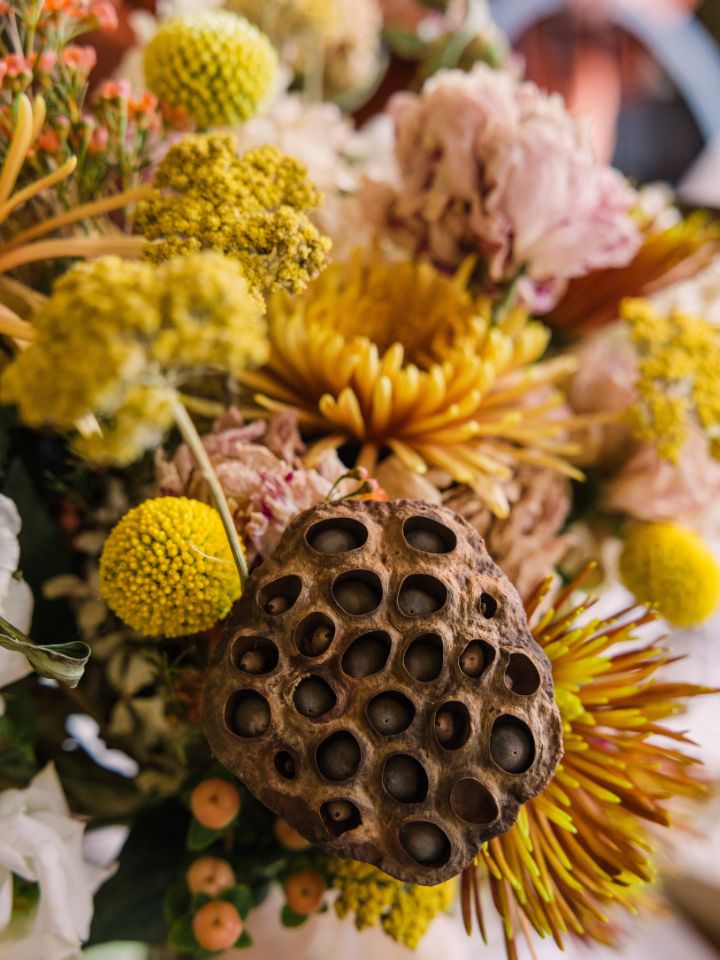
171,395 -> 249,586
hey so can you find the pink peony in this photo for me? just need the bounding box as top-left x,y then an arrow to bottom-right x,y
370,64 -> 641,312
156,409 -> 349,561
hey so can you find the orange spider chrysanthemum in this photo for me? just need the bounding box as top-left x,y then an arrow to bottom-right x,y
0,93 -> 145,341
462,570 -> 715,959
241,255 -> 587,517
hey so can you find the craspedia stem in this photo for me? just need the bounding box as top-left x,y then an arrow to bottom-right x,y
171,395 -> 249,586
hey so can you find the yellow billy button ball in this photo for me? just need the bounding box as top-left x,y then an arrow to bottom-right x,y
99,497 -> 242,638
144,11 -> 277,129
620,522 -> 720,627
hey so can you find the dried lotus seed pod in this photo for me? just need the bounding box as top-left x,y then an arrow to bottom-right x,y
202,500 -> 563,885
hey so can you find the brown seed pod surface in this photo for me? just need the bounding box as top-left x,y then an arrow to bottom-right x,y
202,499 -> 563,884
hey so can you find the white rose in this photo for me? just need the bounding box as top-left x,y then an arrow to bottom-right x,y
0,494 -> 34,707
0,765 -> 108,960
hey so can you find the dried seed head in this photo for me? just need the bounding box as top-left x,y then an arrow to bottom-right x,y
203,500 -> 562,884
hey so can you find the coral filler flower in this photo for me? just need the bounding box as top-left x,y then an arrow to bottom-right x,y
99,497 -> 242,637
462,571 -> 715,959
619,522 -> 720,627
242,255 -> 583,516
134,134 -> 331,294
143,11 -> 277,129
368,63 -> 640,312
1,252 -> 267,465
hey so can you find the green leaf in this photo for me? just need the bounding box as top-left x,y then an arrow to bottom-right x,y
225,884 -> 253,920
89,801 -> 189,946
186,818 -> 222,852
163,878 -> 190,924
280,904 -> 308,928
236,929 -> 253,948
0,614 -> 90,688
167,916 -> 196,952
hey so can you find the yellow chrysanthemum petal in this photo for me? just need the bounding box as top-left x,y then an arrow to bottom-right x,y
242,255 -> 579,514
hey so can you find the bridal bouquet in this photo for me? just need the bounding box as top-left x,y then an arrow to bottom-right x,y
0,2 -> 718,959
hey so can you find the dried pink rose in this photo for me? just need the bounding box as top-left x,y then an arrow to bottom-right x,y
568,323 -> 638,466
368,63 -> 641,312
156,409 -> 348,561
604,429 -> 720,522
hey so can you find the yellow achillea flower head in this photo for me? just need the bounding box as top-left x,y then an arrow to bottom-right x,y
623,297 -> 720,462
462,570 -> 715,960
330,859 -> 455,949
242,254 -> 583,516
619,522 -> 720,626
1,252 -> 267,465
134,135 -> 331,294
100,497 -> 242,637
143,11 -> 277,129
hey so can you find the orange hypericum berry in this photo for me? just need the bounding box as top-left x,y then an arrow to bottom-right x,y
192,900 -> 243,951
283,869 -> 327,915
190,778 -> 240,830
186,857 -> 237,896
273,818 -> 311,851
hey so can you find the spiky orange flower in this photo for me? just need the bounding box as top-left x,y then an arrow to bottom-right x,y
547,213 -> 720,334
241,256 -> 585,517
462,570 -> 715,960
0,94 -> 144,341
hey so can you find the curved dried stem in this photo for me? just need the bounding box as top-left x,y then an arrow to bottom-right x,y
0,95 -> 34,207
3,183 -> 151,251
0,235 -> 144,275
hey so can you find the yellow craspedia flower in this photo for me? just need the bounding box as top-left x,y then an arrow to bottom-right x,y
619,522 -> 720,626
99,497 -> 242,637
144,12 -> 277,129
330,859 -> 455,949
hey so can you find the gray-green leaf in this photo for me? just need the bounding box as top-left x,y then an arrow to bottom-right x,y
0,615 -> 90,688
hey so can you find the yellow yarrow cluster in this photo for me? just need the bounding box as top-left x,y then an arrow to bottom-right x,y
619,522 -> 720,626
623,297 -> 720,461
134,135 -> 331,293
330,859 -> 455,949
1,252 -> 267,465
100,497 -> 242,637
144,12 -> 277,129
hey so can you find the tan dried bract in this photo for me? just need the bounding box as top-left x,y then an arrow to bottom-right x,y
202,500 -> 562,884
